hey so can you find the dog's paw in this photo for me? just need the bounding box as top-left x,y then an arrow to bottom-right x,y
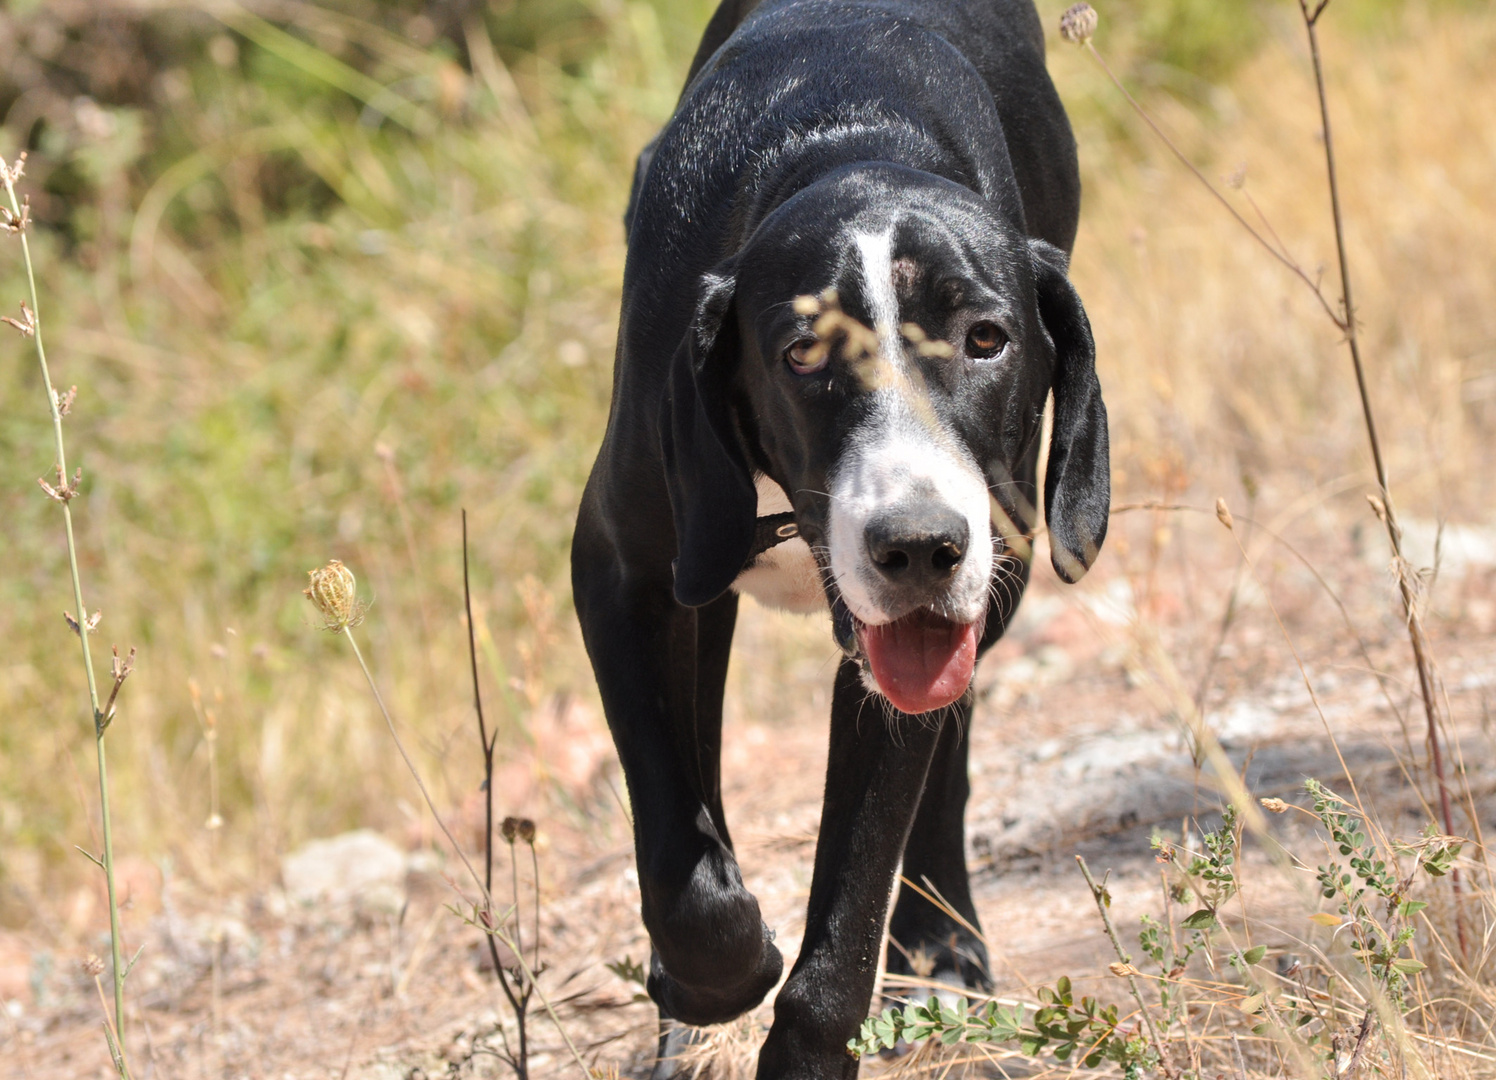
648,922 -> 784,1027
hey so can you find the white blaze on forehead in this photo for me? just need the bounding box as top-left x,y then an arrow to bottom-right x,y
829,228 -> 993,632
853,229 -> 904,363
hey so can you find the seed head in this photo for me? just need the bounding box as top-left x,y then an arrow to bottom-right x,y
303,559 -> 364,631
1108,961 -> 1141,978
1215,497 -> 1234,531
82,955 -> 106,978
517,818 -> 536,845
0,152 -> 26,189
1059,3 -> 1098,46
500,815 -> 520,844
1260,797 -> 1289,814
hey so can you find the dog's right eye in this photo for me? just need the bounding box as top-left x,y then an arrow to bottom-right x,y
965,321 -> 1009,359
784,338 -> 828,375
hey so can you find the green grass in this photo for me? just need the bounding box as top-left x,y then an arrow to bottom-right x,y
0,0 -> 697,901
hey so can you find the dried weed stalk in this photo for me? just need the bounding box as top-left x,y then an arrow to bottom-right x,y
463,510 -> 546,1079
4,151 -> 137,1078
303,550 -> 587,1077
1061,0 -> 1470,955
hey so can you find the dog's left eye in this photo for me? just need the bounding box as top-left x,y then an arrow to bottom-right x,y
784,338 -> 828,375
965,321 -> 1009,359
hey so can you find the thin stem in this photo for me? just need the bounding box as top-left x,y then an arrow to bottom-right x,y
1075,856 -> 1173,1076
1082,42 -> 1346,331
529,841 -> 541,976
510,838 -> 522,961
1297,0 -> 1467,957
3,163 -> 129,1074
339,628 -> 588,1076
462,513 -> 529,1077
91,973 -> 130,1078
461,510 -> 494,881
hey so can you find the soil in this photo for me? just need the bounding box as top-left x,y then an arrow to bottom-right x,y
6,518 -> 1495,1079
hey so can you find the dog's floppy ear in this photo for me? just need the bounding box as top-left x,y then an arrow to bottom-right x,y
659,267 -> 758,607
1030,239 -> 1110,583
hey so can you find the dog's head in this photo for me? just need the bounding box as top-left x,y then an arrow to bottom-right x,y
660,165 -> 1108,713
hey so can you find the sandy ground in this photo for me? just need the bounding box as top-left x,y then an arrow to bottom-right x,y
6,517 -> 1496,1079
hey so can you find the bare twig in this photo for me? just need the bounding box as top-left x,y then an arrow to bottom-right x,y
302,556 -> 582,1075
1068,0 -> 1471,958
1077,40 -> 1346,330
464,510 -> 531,1079
1296,0 -> 1467,956
337,628 -> 586,1075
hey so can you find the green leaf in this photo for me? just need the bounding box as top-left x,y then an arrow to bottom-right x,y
1398,900 -> 1428,918
1182,908 -> 1217,931
1391,958 -> 1427,975
1243,945 -> 1267,965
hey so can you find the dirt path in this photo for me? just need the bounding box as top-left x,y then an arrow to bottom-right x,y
7,534 -> 1495,1078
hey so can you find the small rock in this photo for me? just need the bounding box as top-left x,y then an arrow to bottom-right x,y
281,829 -> 406,906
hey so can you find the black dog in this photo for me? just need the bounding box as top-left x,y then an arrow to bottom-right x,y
572,0 -> 1109,1074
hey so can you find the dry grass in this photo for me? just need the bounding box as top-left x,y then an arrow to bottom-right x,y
0,0 -> 1493,1077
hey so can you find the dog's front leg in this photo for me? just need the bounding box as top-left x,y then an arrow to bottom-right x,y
573,555 -> 783,1028
885,705 -> 990,994
756,660 -> 944,1080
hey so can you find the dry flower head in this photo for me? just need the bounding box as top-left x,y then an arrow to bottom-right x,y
303,559 -> 365,631
2,299 -> 36,337
0,194 -> 30,234
1059,3 -> 1098,45
0,151 -> 26,189
64,609 -> 102,637
38,464 -> 82,502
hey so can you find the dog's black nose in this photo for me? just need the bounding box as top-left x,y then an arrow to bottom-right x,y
865,506 -> 969,585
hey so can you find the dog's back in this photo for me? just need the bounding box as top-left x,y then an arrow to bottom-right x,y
632,0 -> 1078,259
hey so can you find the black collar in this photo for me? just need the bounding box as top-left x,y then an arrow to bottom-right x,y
744,513 -> 799,569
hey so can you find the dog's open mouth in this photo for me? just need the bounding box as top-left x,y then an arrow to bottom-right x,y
833,600 -> 980,714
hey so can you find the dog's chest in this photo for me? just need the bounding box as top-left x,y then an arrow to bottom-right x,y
731,476 -> 826,613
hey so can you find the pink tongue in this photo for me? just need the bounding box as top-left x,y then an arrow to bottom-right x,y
861,612 -> 979,715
